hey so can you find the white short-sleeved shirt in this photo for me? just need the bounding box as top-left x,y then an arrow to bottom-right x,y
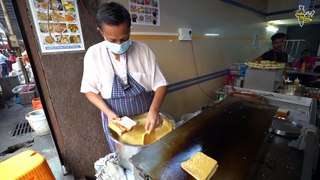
80,41 -> 168,99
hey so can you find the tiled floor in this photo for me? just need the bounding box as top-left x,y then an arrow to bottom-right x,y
0,98 -> 74,180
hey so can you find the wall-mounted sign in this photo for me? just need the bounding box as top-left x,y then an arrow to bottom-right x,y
28,0 -> 85,53
129,0 -> 160,26
295,5 -> 315,27
9,35 -> 19,48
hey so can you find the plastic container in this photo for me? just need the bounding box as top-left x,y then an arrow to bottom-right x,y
0,150 -> 55,180
32,97 -> 43,110
12,84 -> 24,94
25,109 -> 50,136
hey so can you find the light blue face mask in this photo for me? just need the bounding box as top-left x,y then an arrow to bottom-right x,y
105,40 -> 132,54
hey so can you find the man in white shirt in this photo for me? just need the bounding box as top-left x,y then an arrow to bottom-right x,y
80,2 -> 167,152
0,50 -> 9,77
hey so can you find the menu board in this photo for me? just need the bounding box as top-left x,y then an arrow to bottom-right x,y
129,0 -> 160,26
28,0 -> 85,53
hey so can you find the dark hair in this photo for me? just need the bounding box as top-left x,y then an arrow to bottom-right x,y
271,33 -> 286,42
299,49 -> 311,63
96,2 -> 131,30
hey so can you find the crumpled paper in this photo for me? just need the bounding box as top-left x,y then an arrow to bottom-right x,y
288,124 -> 318,150
94,152 -> 126,180
288,124 -> 319,172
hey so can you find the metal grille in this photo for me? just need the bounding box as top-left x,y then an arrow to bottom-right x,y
12,122 -> 33,136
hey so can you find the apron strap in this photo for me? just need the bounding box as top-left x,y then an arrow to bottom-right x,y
106,50 -> 129,74
107,50 -> 130,89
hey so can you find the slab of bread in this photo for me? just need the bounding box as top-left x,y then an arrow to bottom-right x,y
108,116 -> 137,136
181,152 -> 218,180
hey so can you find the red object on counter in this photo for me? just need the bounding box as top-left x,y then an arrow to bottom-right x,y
227,75 -> 233,85
32,98 -> 43,110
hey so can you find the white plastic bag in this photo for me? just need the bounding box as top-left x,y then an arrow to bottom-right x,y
94,152 -> 126,180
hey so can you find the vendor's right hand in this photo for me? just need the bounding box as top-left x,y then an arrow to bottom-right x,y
106,111 -> 120,120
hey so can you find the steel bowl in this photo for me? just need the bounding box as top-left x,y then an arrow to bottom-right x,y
108,112 -> 175,171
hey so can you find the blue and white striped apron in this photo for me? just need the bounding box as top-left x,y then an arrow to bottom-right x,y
102,51 -> 154,152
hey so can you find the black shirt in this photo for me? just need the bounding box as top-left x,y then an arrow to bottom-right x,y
260,50 -> 288,63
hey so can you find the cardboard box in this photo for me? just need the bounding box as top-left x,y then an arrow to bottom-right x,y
19,91 -> 35,105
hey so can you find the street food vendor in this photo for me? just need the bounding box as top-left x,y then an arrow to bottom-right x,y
254,33 -> 288,63
80,2 -> 168,152
0,50 -> 9,77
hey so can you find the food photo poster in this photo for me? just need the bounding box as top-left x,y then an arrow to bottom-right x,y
28,0 -> 85,54
129,0 -> 160,26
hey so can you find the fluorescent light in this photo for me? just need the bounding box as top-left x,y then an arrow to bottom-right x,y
269,20 -> 281,25
266,25 -> 279,32
205,33 -> 220,36
131,32 -> 179,36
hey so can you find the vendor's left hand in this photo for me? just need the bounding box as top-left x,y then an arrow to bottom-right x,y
145,111 -> 163,132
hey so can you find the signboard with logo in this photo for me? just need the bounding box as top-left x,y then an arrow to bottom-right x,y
295,5 -> 315,27
9,35 -> 19,48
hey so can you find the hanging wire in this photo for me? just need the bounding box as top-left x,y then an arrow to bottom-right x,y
78,0 -> 97,28
190,40 -> 215,101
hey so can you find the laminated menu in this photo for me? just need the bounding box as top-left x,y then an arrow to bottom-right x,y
28,0 -> 85,53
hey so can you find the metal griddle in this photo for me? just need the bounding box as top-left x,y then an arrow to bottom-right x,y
130,97 -> 277,180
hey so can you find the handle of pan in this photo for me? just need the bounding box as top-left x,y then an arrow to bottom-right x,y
228,91 -> 264,103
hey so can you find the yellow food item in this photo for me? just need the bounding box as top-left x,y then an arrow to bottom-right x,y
52,12 -> 65,21
37,11 -> 51,21
67,24 -> 78,32
39,23 -> 54,32
56,35 -> 69,44
108,122 -> 125,136
54,23 -> 66,33
118,113 -> 173,145
108,116 -> 138,136
45,36 -> 54,44
70,35 -> 80,44
65,13 -> 76,22
181,152 -> 218,180
247,60 -> 285,69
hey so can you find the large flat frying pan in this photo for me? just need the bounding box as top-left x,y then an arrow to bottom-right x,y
130,97 -> 277,180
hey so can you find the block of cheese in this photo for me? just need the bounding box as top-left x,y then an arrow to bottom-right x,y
181,152 -> 218,180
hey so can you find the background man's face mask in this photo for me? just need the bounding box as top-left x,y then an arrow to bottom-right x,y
106,40 -> 132,54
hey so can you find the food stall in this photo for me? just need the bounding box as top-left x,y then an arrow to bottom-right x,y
108,60 -> 319,180
96,61 -> 319,180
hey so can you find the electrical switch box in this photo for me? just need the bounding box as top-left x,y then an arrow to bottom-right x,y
178,28 -> 192,41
